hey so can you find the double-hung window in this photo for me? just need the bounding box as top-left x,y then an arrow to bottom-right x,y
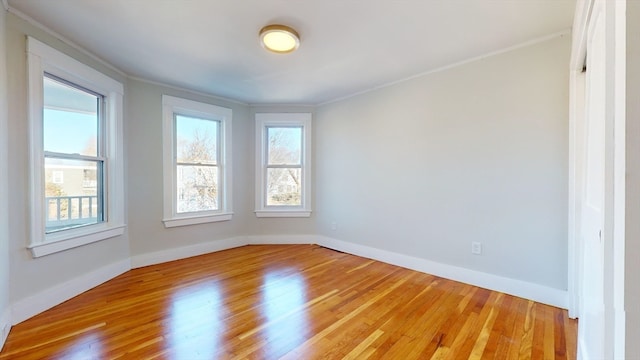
255,113 -> 312,217
43,75 -> 105,231
27,37 -> 125,257
162,95 -> 232,227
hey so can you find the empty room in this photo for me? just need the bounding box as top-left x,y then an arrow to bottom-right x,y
0,0 -> 638,359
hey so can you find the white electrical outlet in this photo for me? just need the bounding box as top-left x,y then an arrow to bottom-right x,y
471,242 -> 482,255
330,221 -> 337,231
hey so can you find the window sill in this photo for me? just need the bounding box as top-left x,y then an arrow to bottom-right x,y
29,224 -> 126,258
255,210 -> 312,218
163,213 -> 233,228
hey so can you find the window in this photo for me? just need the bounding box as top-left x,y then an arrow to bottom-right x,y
255,113 -> 311,217
162,95 -> 232,227
43,75 -> 104,234
27,37 -> 125,257
51,170 -> 63,184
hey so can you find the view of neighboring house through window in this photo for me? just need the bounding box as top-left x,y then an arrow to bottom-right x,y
43,74 -> 103,233
266,126 -> 302,206
162,95 -> 232,228
255,113 -> 311,217
175,114 -> 220,213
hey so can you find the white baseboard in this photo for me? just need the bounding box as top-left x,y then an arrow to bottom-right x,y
316,236 -> 568,309
246,234 -> 317,245
130,236 -> 247,268
11,259 -> 131,325
130,235 -> 316,269
9,234 -> 569,327
0,307 -> 10,351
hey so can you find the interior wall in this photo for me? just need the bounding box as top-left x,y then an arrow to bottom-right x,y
0,6 -> 12,348
315,35 -> 571,290
126,79 -> 253,257
126,96 -> 320,258
5,13 -> 131,302
126,88 -> 319,257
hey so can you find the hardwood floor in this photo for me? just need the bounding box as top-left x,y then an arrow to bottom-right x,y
0,245 -> 576,359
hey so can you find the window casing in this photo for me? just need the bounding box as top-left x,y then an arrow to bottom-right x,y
255,113 -> 312,217
27,37 -> 125,258
162,95 -> 232,227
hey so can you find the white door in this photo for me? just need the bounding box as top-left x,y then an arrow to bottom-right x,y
579,1 -> 606,359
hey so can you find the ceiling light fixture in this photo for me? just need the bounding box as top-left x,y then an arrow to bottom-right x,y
259,24 -> 300,54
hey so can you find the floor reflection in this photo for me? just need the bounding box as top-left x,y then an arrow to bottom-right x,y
261,269 -> 309,357
52,332 -> 103,360
167,282 -> 225,359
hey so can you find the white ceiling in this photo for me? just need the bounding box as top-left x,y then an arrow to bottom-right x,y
8,0 -> 576,105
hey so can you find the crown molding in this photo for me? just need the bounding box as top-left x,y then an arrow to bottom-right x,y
127,75 -> 248,106
319,29 -> 572,107
6,5 -> 127,77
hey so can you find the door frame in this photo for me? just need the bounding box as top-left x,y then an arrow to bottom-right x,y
568,0 -> 592,321
568,0 -> 626,358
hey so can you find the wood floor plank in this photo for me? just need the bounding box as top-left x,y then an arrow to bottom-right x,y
469,292 -> 505,359
0,245 -> 577,360
518,300 -> 537,359
504,297 -> 527,359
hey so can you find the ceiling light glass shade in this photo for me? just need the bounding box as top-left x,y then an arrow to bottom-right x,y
259,25 -> 300,54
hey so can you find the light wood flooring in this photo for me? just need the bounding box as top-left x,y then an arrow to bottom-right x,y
0,244 -> 577,359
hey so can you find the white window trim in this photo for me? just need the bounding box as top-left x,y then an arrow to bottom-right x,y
255,113 -> 312,218
162,95 -> 233,228
27,37 -> 125,258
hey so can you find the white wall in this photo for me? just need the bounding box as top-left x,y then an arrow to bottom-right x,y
0,6 -> 12,350
5,13 -> 131,308
315,35 -> 570,291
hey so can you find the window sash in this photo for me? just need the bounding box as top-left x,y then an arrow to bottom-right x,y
265,125 -> 303,166
44,151 -> 106,162
174,115 -> 220,165
264,167 -> 303,207
42,75 -> 107,234
263,126 -> 304,208
173,115 -> 222,213
266,164 -> 303,169
44,156 -> 105,234
162,95 -> 233,227
43,73 -> 105,157
255,113 -> 311,217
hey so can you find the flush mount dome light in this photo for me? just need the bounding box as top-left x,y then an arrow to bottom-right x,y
259,24 -> 300,54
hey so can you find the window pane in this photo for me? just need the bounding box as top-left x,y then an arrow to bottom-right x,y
267,127 -> 302,165
177,165 -> 219,213
176,115 -> 218,165
43,76 -> 99,156
45,158 -> 103,233
266,168 -> 301,206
